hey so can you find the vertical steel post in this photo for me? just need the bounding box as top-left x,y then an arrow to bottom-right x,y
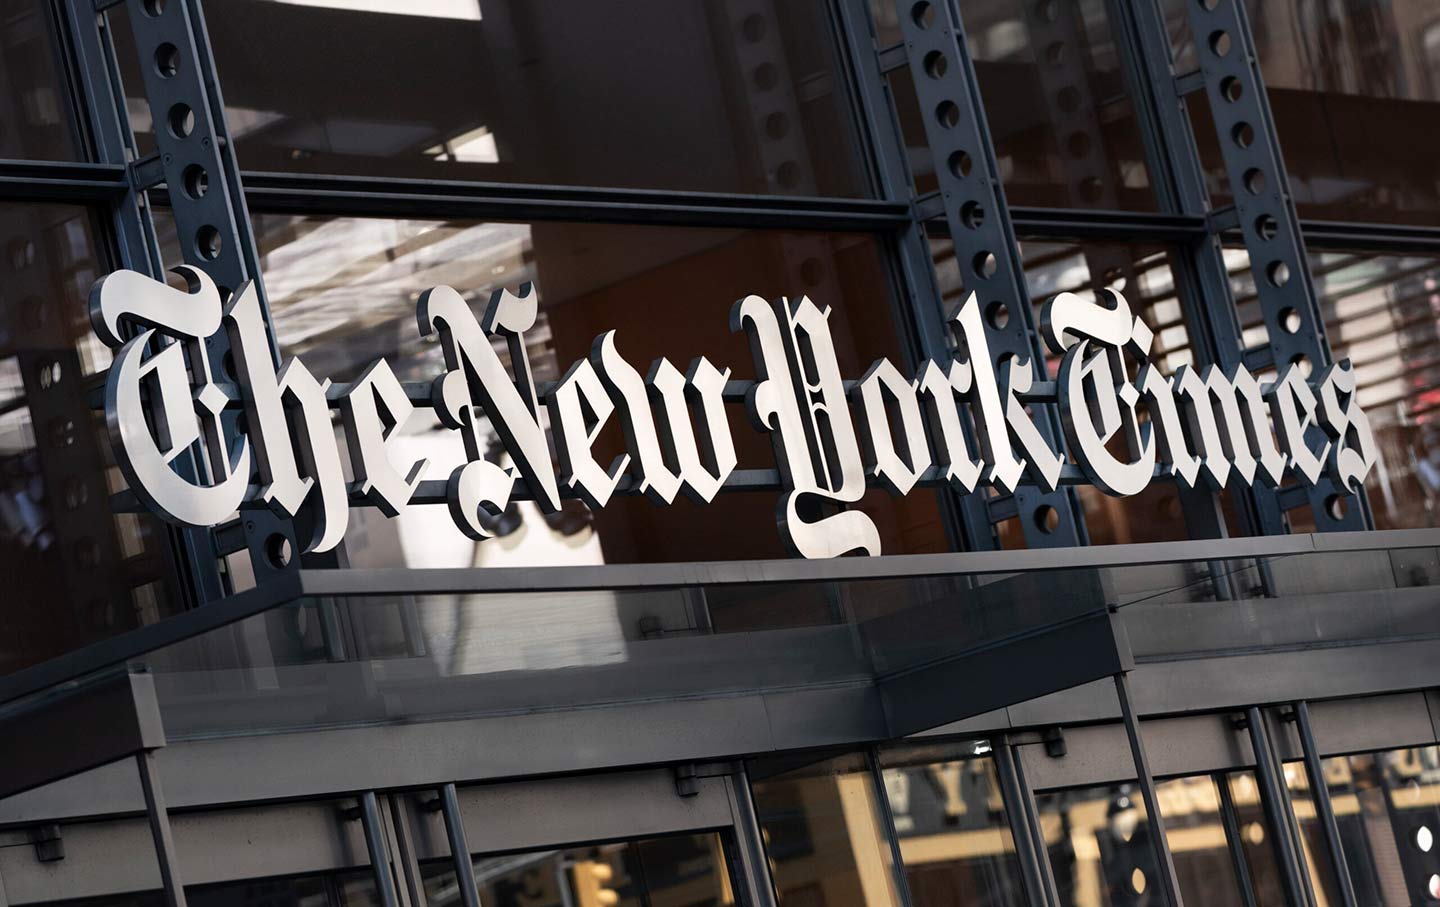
728,766 -> 780,907
893,0 -> 1085,549
1114,673 -> 1184,907
866,751 -> 918,907
1295,702 -> 1358,907
440,783 -> 483,907
1215,771 -> 1259,907
1244,707 -> 1313,906
136,750 -> 188,907
993,739 -> 1059,907
360,792 -> 401,907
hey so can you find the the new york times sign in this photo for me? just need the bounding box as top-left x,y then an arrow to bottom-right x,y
92,268 -> 1376,559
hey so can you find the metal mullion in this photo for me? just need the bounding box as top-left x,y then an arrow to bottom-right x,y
360,792 -> 402,907
1294,702 -> 1358,907
57,0 -> 227,607
1215,771 -> 1259,907
993,738 -> 1059,907
865,750 -> 919,907
729,765 -> 779,907
1245,707 -> 1313,906
136,750 -> 188,907
1181,0 -> 1371,532
1114,673 -> 1185,907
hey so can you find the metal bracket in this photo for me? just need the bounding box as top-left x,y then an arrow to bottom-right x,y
27,825 -> 64,863
673,763 -> 701,798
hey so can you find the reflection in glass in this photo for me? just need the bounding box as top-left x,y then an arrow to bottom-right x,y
1244,0 -> 1440,223
1040,775 -> 1279,907
893,0 -> 1153,209
0,4 -> 80,160
421,833 -> 733,907
1226,247 -> 1440,531
186,0 -> 868,197
0,203 -> 179,676
749,753 -> 904,907
252,213 -> 946,566
1290,745 -> 1440,906
878,741 -> 1027,907
1038,782 -> 1163,906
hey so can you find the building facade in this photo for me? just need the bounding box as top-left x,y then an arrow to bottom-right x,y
1,1 -> 1440,906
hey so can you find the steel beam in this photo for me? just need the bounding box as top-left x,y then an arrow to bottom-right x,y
893,0 -> 1084,548
1175,0 -> 1370,533
110,0 -> 301,585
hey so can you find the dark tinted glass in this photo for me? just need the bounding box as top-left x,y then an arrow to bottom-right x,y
878,742 -> 1028,907
749,753 -> 904,907
1301,745 -> 1440,906
252,214 -> 947,566
1246,0 -> 1440,223
0,4 -> 81,160
201,0 -> 869,196
954,0 -> 1154,209
421,833 -> 733,907
0,203 -> 180,676
1227,247 -> 1440,532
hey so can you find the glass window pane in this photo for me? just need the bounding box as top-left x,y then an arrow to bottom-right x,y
1038,782 -> 1164,906
1298,745 -> 1440,906
421,833 -> 733,907
1155,775 -> 1247,907
1246,0 -> 1440,223
1301,250 -> 1439,531
0,202 -> 180,676
197,0 -> 869,197
958,0 -> 1154,210
254,214 -> 949,566
749,753 -> 904,907
878,741 -> 1028,907
0,4 -> 81,160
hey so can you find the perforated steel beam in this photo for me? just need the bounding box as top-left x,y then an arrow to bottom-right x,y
106,0 -> 304,583
894,0 -> 1084,548
1176,0 -> 1370,532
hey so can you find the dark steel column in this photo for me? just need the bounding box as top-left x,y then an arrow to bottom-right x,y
893,0 -> 1085,549
440,783 -> 483,907
729,766 -> 780,907
136,750 -> 188,907
1244,708 -> 1312,906
1295,702 -> 1358,907
1215,772 -> 1259,907
866,751 -> 918,907
109,0 -> 302,585
360,792 -> 401,907
1114,674 -> 1184,906
994,739 -> 1059,907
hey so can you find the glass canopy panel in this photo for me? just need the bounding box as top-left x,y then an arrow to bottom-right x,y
127,563 -> 1126,740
